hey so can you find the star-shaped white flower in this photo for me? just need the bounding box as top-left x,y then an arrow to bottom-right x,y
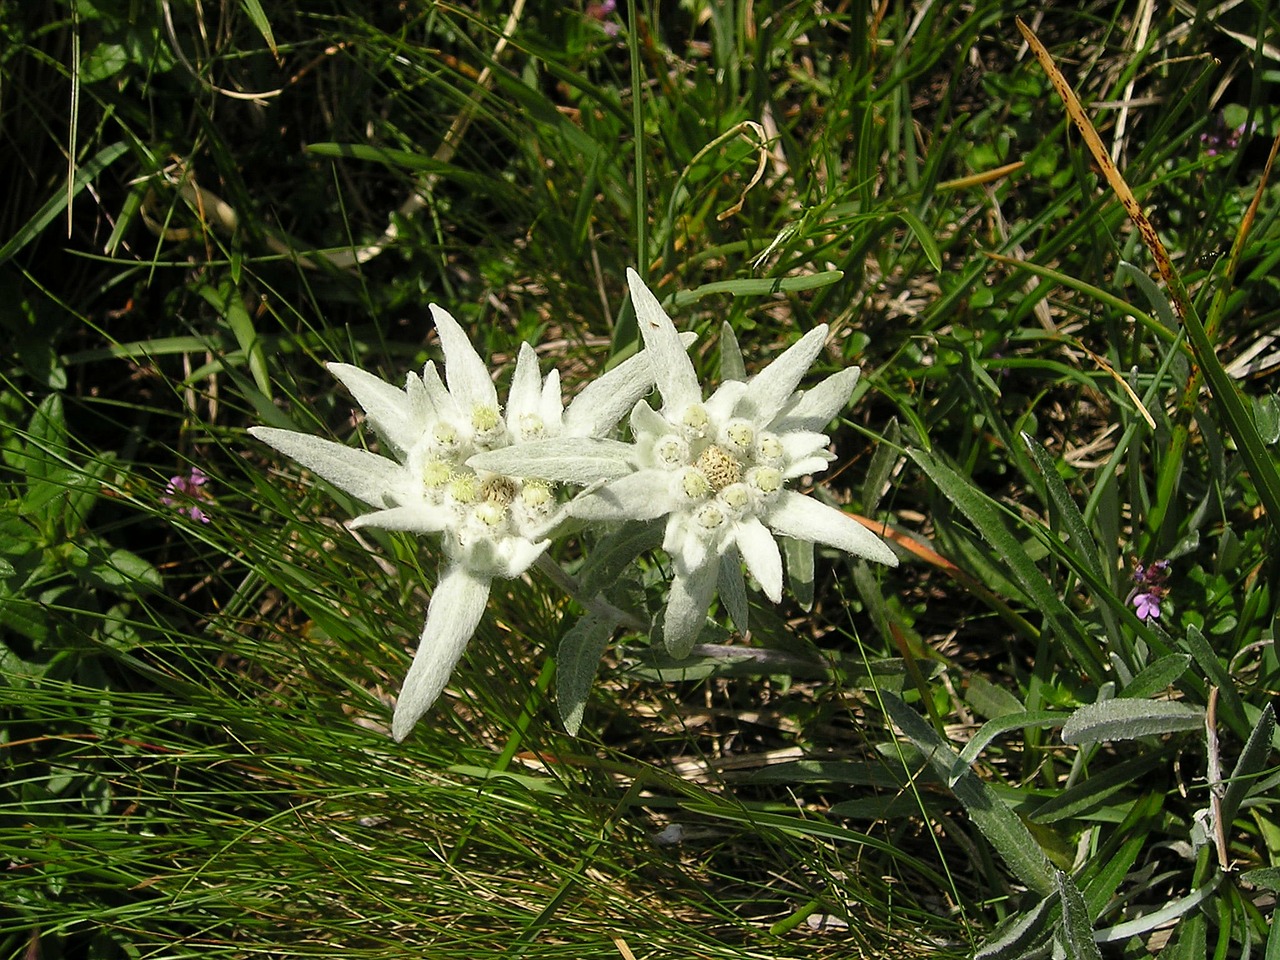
471,269 -> 897,655
251,305 -> 660,739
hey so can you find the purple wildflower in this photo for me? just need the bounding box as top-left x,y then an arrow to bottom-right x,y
1133,592 -> 1161,622
1129,558 -> 1169,623
1201,118 -> 1256,157
587,0 -> 620,36
161,467 -> 212,523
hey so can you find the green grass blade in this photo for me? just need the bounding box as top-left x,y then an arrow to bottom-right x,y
0,142 -> 128,265
909,448 -> 1105,679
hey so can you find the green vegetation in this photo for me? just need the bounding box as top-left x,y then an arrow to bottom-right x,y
2,1 -> 1279,956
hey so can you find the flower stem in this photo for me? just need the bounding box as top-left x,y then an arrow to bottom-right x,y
534,554 -> 648,633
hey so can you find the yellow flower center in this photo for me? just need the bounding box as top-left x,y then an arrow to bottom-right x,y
695,444 -> 742,491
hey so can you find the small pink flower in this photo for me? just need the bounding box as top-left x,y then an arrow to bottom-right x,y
161,468 -> 212,523
1133,592 -> 1161,622
587,0 -> 620,35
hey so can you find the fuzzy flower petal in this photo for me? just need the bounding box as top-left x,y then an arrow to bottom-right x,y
249,427 -> 406,507
391,566 -> 491,741
764,492 -> 897,566
628,268 -> 702,414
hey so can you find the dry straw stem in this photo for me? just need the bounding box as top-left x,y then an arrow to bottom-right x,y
1014,18 -> 1179,309
1016,16 -> 1280,530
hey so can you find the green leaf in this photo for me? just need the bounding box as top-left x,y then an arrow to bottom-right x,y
965,675 -> 1026,720
1060,698 -> 1203,745
1252,393 -> 1280,445
895,209 -> 942,272
882,692 -> 1055,896
239,0 -> 278,55
719,321 -> 746,381
555,614 -> 617,736
578,521 -> 663,599
1118,260 -> 1178,330
955,711 -> 1062,774
66,543 -> 163,597
668,271 -> 844,307
79,42 -> 129,83
973,894 -> 1055,960
1021,432 -> 1104,581
781,536 -> 814,610
1182,623 -> 1247,736
1030,753 -> 1164,824
861,418 -> 900,515
0,142 -> 129,265
1219,703 -> 1275,832
909,448 -> 1104,679
196,281 -> 270,398
1120,654 -> 1191,700
1056,870 -> 1104,959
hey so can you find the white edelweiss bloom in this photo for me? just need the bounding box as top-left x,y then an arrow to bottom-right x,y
472,269 -> 897,657
251,305 -> 660,740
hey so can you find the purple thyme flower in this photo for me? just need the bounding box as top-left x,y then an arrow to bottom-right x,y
161,467 -> 212,523
1133,592 -> 1161,622
587,0 -> 620,36
1129,558 -> 1169,623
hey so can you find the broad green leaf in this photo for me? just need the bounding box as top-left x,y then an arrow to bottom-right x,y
66,543 -> 163,596
861,417 -> 900,515
781,536 -> 814,610
1253,393 -> 1280,445
1240,866 -> 1280,892
1056,870 -> 1104,959
1182,623 -> 1247,736
973,893 -> 1055,960
197,282 -> 270,397
555,614 -> 617,735
578,521 -> 663,598
1099,875 -> 1219,946
1118,260 -> 1178,330
966,674 -> 1027,720
748,760 -> 910,788
882,692 -> 1055,896
1061,698 -> 1203,745
24,394 -> 69,484
1021,432 -> 1105,581
895,209 -> 942,272
1120,654 -> 1191,699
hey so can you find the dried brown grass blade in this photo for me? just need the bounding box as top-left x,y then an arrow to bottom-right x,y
1015,17 -> 1181,313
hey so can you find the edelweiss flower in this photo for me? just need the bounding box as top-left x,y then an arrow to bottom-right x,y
472,269 -> 897,655
251,306 -> 659,739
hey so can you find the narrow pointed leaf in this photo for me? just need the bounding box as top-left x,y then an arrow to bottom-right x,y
1057,870 -> 1104,959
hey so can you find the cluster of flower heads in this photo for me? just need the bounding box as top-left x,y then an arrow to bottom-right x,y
251,269 -> 896,740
